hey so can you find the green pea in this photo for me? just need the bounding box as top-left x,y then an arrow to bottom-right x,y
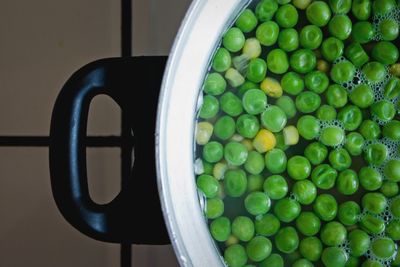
242,89 -> 267,115
383,120 -> 400,141
305,71 -> 329,94
246,59 -> 267,83
362,62 -> 386,83
372,0 -> 397,15
352,21 -> 374,43
263,175 -> 288,200
204,73 -> 229,95
362,192 -> 387,215
348,229 -> 370,257
224,142 -> 248,166
311,164 -> 338,190
329,0 -> 352,13
299,237 -> 322,262
306,1 -> 332,27
386,220 -> 400,240
316,105 -> 336,121
275,4 -> 298,28
296,212 -> 321,236
290,49 -> 317,74
359,166 -> 383,191
345,132 -> 365,156
346,257 -> 360,267
293,0 -> 312,10
275,226 -> 299,254
196,174 -> 219,198
245,192 -> 271,216
320,126 -> 345,147
321,221 -> 347,246
384,159 -> 400,182
264,148 -> 287,174
206,198 -> 224,219
275,132 -> 289,151
287,155 -> 312,180
393,252 -> 400,267
210,216 -> 231,242
256,21 -> 279,46
305,142 -> 328,165
212,49 -> 231,73
321,37 -> 344,62
362,260 -> 384,267
276,95 -> 297,119
224,169 -> 247,197
314,194 -> 338,221
259,254 -> 284,267
329,148 -> 352,171
203,141 -> 223,163
384,77 -> 400,100
246,236 -> 272,262
293,180 -> 317,205
338,105 -> 363,131
372,41 -> 399,65
232,216 -> 254,242
352,0 -> 372,20
297,115 -> 320,140
322,247 -> 347,267
235,9 -> 258,33
278,28 -> 299,52
261,105 -> 287,132
220,92 -> 243,117
371,100 -> 396,122
391,197 -> 400,217
296,91 -> 321,113
380,181 -> 399,197
337,169 -> 359,195
364,143 -> 388,166
281,72 -> 305,95
255,213 -> 280,236
345,42 -> 370,68
247,174 -> 264,193
349,84 -> 374,108
329,15 -> 352,40
223,27 -> 245,53
300,25 -> 323,50
379,18 -> 399,41
359,120 -> 381,140
267,49 -> 289,74
331,61 -> 356,84
371,238 -> 396,259
326,85 -> 348,108
338,201 -> 361,226
224,244 -> 248,267
255,0 -> 279,22
236,114 -> 260,139
238,81 -> 258,97
245,151 -> 265,175
214,116 -> 235,140
199,95 -> 219,119
202,160 -> 213,175
274,198 -> 301,223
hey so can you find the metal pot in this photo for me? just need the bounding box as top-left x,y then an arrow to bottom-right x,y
157,0 -> 250,266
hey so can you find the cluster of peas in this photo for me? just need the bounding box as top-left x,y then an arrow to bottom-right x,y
194,0 -> 400,266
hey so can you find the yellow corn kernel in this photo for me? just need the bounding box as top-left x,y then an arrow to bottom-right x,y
196,122 -> 213,145
260,78 -> 283,98
241,139 -> 254,151
317,59 -> 330,73
225,235 -> 239,246
243,38 -> 262,59
283,125 -> 299,146
225,68 -> 245,87
252,129 -> 276,153
231,134 -> 244,142
213,162 -> 228,180
390,63 -> 400,77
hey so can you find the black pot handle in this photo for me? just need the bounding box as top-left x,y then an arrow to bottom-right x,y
49,57 -> 170,244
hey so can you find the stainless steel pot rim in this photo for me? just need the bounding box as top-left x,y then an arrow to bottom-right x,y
156,0 -> 249,266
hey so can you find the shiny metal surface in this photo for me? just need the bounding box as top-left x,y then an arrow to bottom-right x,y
156,0 -> 249,266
